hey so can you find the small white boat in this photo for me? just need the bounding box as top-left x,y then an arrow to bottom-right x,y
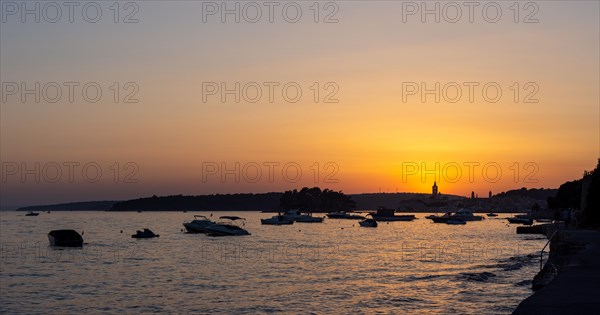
359,218 -> 378,227
261,215 -> 294,225
204,216 -> 251,236
183,215 -> 215,233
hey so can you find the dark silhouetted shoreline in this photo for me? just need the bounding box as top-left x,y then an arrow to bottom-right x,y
513,228 -> 600,314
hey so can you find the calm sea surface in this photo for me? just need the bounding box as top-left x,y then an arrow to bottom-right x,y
1,211 -> 546,314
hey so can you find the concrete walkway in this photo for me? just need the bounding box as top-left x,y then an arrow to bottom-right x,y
513,229 -> 600,314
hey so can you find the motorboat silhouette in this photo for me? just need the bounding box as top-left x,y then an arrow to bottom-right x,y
369,207 -> 415,221
204,216 -> 251,236
131,228 -> 160,238
183,215 -> 215,233
359,218 -> 378,227
261,215 -> 294,225
327,211 -> 365,220
282,210 -> 324,223
48,229 -> 83,247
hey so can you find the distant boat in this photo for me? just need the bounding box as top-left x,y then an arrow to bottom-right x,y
25,211 -> 39,216
48,230 -> 83,247
261,215 -> 294,225
428,209 -> 483,223
359,218 -> 378,227
429,212 -> 453,223
486,213 -> 498,217
327,211 -> 365,220
131,228 -> 160,238
369,207 -> 415,221
507,217 -> 533,225
204,216 -> 251,236
453,209 -> 484,221
446,218 -> 467,225
282,210 -> 324,223
183,215 -> 215,233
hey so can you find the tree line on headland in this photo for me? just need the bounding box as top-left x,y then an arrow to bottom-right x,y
108,187 -> 356,212
547,158 -> 600,227
109,192 -> 283,211
279,187 -> 356,211
17,158 -> 599,219
18,186 -> 553,213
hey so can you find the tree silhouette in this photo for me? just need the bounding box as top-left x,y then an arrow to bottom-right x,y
279,187 -> 356,211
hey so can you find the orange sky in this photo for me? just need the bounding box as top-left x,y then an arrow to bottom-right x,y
1,1 -> 598,206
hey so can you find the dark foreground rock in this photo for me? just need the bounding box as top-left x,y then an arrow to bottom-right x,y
513,229 -> 600,314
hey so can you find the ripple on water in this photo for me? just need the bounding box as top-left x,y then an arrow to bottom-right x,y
0,211 -> 547,314
476,253 -> 538,271
457,271 -> 498,282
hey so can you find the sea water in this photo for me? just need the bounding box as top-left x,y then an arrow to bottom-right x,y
0,211 -> 546,314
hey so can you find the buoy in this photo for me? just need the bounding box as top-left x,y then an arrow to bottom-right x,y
120,230 -> 123,233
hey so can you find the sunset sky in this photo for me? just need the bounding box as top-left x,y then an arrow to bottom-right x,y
1,1 -> 598,207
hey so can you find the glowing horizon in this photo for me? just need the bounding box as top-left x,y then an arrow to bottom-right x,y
1,1 -> 598,207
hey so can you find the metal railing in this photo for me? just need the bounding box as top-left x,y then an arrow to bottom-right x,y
540,230 -> 559,271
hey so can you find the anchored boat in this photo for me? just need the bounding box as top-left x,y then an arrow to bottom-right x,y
48,230 -> 83,247
282,210 -> 324,223
261,215 -> 294,225
359,218 -> 378,227
183,215 -> 215,233
204,216 -> 251,236
326,211 -> 365,220
131,228 -> 160,238
507,216 -> 534,225
369,207 -> 415,221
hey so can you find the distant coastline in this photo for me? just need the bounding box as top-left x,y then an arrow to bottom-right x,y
15,201 -> 120,212
14,188 -> 556,213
